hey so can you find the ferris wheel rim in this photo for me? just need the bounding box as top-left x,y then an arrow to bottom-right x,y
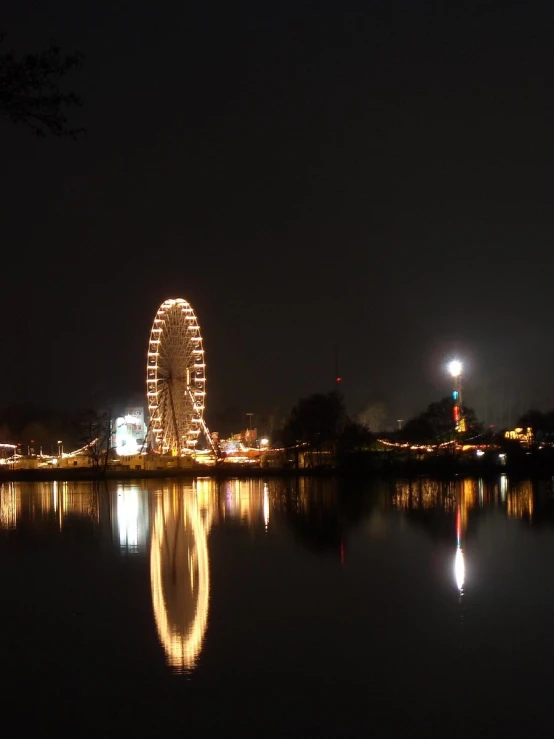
146,298 -> 207,455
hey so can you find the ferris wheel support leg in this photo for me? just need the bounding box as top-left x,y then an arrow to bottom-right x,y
187,387 -> 219,457
200,417 -> 218,456
141,414 -> 154,455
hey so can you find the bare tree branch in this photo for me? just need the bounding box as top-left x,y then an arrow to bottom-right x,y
0,33 -> 84,138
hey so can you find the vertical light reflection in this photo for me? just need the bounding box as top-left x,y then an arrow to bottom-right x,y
219,479 -> 266,526
454,546 -> 465,592
118,489 -> 138,549
454,504 -> 465,593
0,483 -> 17,529
150,483 -> 213,672
391,479 -> 457,512
263,483 -> 269,531
60,482 -> 69,529
115,487 -> 148,553
1,482 -> 104,531
500,474 -> 507,503
506,480 -> 533,520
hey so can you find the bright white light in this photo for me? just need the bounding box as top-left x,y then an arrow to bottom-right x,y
448,359 -> 463,377
476,449 -> 485,457
117,490 -> 140,549
500,473 -> 507,502
116,436 -> 139,456
454,547 -> 465,592
263,483 -> 269,531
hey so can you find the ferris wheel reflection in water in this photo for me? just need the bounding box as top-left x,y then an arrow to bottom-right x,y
146,479 -> 269,672
0,479 -> 268,674
110,481 -> 213,672
149,482 -> 213,672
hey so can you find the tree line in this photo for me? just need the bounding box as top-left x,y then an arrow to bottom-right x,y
274,391 -> 550,457
0,404 -> 110,458
1,392 -> 549,463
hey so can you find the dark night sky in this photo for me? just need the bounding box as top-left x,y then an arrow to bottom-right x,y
2,0 -> 554,429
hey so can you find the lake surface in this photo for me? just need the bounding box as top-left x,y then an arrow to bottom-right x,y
1,475 -> 554,737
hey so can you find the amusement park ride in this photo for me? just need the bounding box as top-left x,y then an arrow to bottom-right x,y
146,298 -> 213,456
145,297 -> 251,463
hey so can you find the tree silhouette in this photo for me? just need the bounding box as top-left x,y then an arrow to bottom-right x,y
338,420 -> 373,454
281,391 -> 345,448
76,409 -> 111,468
401,396 -> 481,444
0,34 -> 83,137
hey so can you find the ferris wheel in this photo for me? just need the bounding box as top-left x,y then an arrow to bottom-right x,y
146,298 -> 207,455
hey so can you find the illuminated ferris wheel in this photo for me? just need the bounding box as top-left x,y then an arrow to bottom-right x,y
146,298 -> 207,455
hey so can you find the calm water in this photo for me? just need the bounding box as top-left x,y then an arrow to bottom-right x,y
1,476 -> 554,737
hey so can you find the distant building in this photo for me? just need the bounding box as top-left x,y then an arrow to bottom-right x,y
112,408 -> 147,456
505,427 -> 533,446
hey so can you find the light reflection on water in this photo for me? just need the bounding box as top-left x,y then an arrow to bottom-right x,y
2,475 -> 554,734
150,484 -> 211,672
454,546 -> 465,592
389,476 -> 536,520
115,487 -> 149,552
390,476 -> 539,594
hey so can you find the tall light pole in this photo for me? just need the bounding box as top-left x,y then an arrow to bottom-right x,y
447,360 -> 466,433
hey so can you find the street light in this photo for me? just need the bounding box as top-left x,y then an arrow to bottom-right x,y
57,440 -> 63,457
447,359 -> 465,433
447,359 -> 462,378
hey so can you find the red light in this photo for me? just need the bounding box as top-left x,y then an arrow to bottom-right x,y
336,377 -> 342,383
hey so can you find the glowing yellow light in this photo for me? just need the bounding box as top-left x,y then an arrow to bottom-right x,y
0,484 -> 17,529
150,488 -> 211,671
